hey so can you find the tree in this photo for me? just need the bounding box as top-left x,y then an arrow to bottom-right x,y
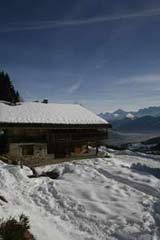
0,214 -> 36,240
0,71 -> 21,103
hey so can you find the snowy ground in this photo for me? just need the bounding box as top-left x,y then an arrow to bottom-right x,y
0,149 -> 160,240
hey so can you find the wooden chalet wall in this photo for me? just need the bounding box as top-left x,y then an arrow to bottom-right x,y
0,123 -> 109,166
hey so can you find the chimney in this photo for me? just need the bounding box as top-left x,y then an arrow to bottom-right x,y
42,99 -> 48,104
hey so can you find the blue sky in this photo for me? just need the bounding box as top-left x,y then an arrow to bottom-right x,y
1,0 -> 160,113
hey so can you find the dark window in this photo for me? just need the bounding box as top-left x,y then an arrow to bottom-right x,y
22,145 -> 34,156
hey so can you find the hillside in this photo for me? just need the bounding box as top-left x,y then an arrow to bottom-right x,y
111,116 -> 160,133
0,149 -> 160,240
107,130 -> 156,146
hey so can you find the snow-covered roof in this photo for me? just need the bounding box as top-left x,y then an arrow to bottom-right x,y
0,102 -> 109,125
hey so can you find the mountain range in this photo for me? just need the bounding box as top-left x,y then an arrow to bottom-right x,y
99,106 -> 160,134
99,106 -> 160,121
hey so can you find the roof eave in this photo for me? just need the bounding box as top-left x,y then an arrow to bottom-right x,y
0,122 -> 111,129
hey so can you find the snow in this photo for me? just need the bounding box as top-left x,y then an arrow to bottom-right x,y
0,149 -> 160,239
126,113 -> 135,119
114,113 -> 119,117
0,102 -> 108,125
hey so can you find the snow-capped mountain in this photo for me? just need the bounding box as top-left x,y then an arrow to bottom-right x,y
99,106 -> 160,122
136,106 -> 160,117
99,106 -> 160,134
99,109 -> 135,121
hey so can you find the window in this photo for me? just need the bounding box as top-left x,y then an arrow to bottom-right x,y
22,145 -> 34,156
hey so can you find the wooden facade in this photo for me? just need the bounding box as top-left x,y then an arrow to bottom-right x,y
0,123 -> 110,166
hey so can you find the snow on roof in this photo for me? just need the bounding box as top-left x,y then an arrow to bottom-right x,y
0,102 -> 109,125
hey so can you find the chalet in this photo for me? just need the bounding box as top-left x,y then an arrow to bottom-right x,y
0,101 -> 110,166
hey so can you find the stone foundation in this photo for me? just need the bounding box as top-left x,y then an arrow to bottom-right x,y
7,142 -> 97,167
8,142 -> 55,166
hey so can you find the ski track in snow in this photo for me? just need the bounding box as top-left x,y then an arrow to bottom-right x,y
0,149 -> 160,240
97,168 -> 160,198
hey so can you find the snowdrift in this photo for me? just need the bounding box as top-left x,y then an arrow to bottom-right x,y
0,149 -> 160,240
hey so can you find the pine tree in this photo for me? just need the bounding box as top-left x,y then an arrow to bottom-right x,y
0,71 -> 21,103
0,214 -> 36,240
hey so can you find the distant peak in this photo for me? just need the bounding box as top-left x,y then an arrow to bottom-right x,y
114,109 -> 127,114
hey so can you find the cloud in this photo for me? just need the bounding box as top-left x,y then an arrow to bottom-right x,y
116,73 -> 160,85
1,8 -> 160,32
67,81 -> 81,95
